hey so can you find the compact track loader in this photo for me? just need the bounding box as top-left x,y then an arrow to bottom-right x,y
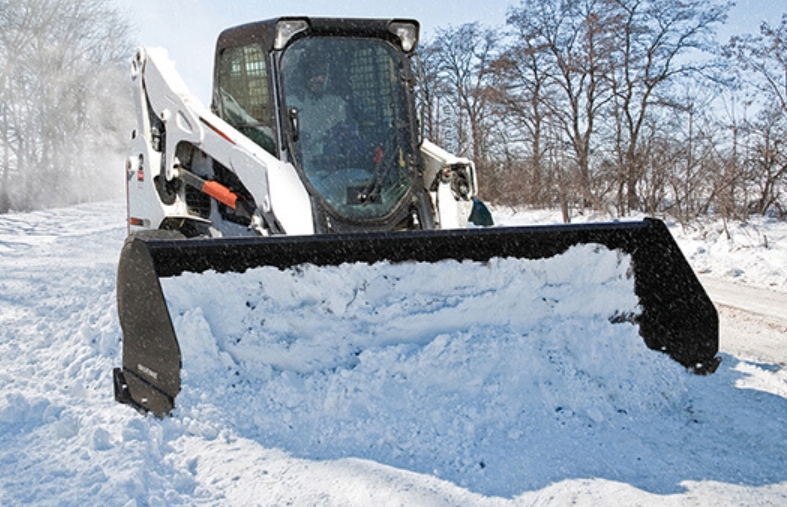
113,17 -> 719,417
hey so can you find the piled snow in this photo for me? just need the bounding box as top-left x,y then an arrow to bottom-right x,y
670,217 -> 787,292
162,246 -> 688,496
164,246 -> 640,375
0,201 -> 786,506
493,206 -> 787,292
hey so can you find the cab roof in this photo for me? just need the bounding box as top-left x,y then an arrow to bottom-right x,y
216,17 -> 420,54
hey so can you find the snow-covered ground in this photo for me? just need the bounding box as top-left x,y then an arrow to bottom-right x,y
1,201 -> 785,506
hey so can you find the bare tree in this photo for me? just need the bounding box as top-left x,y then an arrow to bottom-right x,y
417,41 -> 451,148
493,7 -> 558,208
740,108 -> 787,217
722,14 -> 787,217
506,0 -> 619,212
425,23 -> 501,195
725,14 -> 787,114
0,0 -> 133,213
609,0 -> 730,213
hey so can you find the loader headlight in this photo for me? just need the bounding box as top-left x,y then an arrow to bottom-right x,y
388,21 -> 419,53
275,19 -> 310,50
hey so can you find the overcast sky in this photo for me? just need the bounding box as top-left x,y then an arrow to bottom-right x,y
115,0 -> 785,103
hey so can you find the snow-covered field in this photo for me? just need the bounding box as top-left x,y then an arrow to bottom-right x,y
1,201 -> 786,506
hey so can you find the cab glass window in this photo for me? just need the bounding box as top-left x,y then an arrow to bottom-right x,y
217,44 -> 275,154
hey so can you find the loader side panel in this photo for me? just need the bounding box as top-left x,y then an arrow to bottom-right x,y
630,219 -> 718,371
116,236 -> 182,416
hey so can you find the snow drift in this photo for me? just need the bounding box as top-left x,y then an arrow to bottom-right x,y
1,201 -> 786,506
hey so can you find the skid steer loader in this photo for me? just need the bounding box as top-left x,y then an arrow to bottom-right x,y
113,17 -> 719,417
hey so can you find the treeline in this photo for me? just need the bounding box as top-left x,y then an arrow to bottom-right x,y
1,0 -> 785,223
0,0 -> 133,213
419,0 -> 787,223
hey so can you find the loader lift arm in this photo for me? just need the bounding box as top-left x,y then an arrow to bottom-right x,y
126,46 -> 313,237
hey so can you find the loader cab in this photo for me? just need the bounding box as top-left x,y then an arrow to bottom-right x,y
213,18 -> 431,233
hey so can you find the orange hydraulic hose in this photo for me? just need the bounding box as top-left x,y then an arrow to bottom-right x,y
202,180 -> 238,209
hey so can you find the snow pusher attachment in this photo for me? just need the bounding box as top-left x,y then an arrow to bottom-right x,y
114,17 -> 719,416
114,219 -> 719,417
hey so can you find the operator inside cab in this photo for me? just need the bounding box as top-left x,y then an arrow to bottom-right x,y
281,37 -> 415,222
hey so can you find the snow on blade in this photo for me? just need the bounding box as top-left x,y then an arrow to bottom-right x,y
160,243 -> 689,495
163,243 -> 639,374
